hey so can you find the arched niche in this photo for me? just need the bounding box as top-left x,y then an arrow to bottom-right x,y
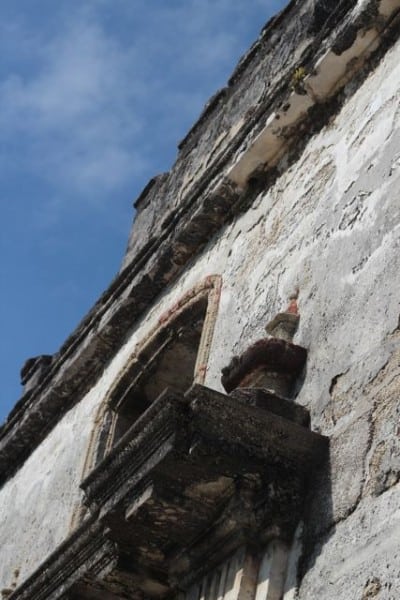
81,275 -> 222,483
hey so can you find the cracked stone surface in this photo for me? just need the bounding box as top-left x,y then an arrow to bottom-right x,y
1,1 -> 400,597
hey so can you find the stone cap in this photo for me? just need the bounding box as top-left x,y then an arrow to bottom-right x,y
265,312 -> 300,342
221,338 -> 307,394
20,355 -> 53,391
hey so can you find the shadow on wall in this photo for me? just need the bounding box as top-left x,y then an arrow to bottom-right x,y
220,294 -> 334,595
298,435 -> 334,585
289,337 -> 334,589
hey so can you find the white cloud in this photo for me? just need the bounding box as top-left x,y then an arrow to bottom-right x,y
0,16 -> 148,197
0,1 -> 286,205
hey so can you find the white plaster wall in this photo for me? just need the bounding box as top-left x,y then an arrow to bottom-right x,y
0,391 -> 99,590
1,30 -> 400,597
298,484 -> 400,598
167,34 -> 400,414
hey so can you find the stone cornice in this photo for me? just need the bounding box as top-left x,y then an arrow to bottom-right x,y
8,517 -> 117,600
1,0 -> 400,483
81,389 -> 187,514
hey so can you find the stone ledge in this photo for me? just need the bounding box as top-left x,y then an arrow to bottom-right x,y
8,518 -> 117,600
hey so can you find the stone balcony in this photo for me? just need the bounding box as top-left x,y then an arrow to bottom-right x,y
11,384 -> 327,600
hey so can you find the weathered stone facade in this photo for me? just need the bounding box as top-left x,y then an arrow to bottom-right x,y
1,0 -> 400,598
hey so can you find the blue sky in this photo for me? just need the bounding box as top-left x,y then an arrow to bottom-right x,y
0,0 -> 287,423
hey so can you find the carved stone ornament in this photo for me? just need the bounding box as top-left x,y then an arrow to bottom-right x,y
265,290 -> 300,342
221,293 -> 305,398
221,337 -> 306,397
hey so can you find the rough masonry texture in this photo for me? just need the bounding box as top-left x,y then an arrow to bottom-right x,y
1,0 -> 400,598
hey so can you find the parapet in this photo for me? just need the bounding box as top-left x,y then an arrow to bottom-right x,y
121,0 -> 398,271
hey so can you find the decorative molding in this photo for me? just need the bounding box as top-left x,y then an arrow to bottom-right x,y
79,275 -> 222,491
80,385 -> 326,592
9,518 -> 118,600
194,276 -> 222,384
111,275 -> 222,401
81,391 -> 184,513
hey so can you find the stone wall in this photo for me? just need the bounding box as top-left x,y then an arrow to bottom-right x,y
1,1 -> 400,597
193,34 -> 400,597
0,392 -> 97,593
